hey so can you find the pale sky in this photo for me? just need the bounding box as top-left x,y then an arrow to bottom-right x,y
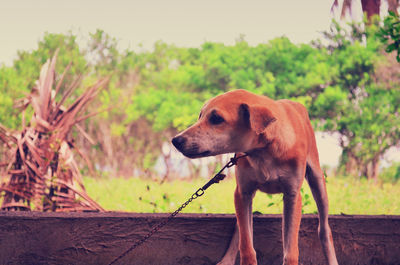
0,0 -> 336,66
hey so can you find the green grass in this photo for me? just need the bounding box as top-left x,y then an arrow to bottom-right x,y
84,176 -> 400,215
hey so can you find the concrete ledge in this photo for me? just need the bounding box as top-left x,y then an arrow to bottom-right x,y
0,212 -> 399,265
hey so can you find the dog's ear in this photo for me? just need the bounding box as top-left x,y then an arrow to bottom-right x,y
239,103 -> 276,134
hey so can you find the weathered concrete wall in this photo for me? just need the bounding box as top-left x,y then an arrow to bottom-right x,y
0,212 -> 399,265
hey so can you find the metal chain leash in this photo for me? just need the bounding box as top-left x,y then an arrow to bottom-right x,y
108,154 -> 248,265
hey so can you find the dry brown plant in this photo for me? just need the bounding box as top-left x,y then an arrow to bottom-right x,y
0,52 -> 106,212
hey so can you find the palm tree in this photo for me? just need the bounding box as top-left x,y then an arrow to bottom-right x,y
332,0 -> 399,20
0,53 -> 106,212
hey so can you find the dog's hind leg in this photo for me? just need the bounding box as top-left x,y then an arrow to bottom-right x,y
306,162 -> 338,265
217,222 -> 239,265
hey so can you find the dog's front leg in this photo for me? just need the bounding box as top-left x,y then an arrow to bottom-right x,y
282,190 -> 302,265
234,186 -> 257,265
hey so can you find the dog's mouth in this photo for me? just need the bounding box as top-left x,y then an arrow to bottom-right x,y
183,150 -> 211,159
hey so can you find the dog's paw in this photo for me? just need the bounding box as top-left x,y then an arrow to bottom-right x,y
216,261 -> 234,265
216,256 -> 237,265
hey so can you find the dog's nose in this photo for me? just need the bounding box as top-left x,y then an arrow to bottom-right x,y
172,136 -> 186,151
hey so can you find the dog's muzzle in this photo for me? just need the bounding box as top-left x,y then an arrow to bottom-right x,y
172,136 -> 186,151
172,135 -> 211,158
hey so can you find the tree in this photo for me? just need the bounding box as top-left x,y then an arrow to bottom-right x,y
0,32 -> 87,130
332,0 -> 399,20
2,27 -> 399,181
0,67 -> 27,129
315,20 -> 400,180
0,54 -> 105,212
378,11 -> 400,61
14,32 -> 87,92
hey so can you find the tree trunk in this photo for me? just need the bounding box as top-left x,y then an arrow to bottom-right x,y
99,122 -> 116,175
361,0 -> 381,20
361,157 -> 380,182
340,150 -> 360,177
369,156 -> 380,182
160,150 -> 172,184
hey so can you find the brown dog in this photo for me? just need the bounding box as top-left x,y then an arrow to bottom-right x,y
172,89 -> 338,265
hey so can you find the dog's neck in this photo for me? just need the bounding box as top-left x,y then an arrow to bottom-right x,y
244,141 -> 273,158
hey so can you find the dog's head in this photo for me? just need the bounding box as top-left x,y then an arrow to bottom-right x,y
171,90 -> 277,158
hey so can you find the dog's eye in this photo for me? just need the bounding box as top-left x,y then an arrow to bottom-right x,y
209,114 -> 225,125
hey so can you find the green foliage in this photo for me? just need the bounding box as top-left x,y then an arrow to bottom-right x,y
88,29 -> 120,74
1,32 -> 87,129
0,67 -> 27,128
83,176 -> 400,214
380,163 -> 400,183
15,32 -> 87,90
1,18 -> 399,179
127,87 -> 204,132
378,11 -> 400,61
313,19 -> 400,179
127,37 -> 335,135
300,187 -> 313,214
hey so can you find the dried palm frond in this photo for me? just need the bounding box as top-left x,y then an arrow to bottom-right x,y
0,53 -> 106,212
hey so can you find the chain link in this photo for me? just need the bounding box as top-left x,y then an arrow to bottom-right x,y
108,188 -> 204,265
107,153 -> 248,265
